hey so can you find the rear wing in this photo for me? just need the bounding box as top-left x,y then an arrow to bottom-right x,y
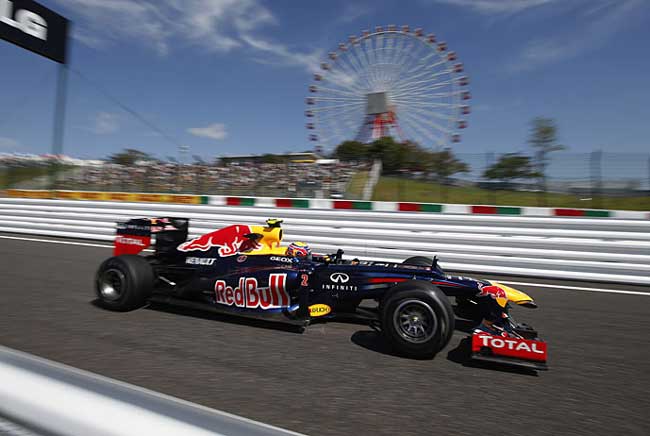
114,217 -> 189,256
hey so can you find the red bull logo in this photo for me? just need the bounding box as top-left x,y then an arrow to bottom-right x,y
214,273 -> 289,309
477,283 -> 507,300
177,225 -> 260,257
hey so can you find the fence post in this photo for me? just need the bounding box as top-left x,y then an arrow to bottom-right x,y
590,150 -> 603,209
398,174 -> 404,201
5,164 -> 14,188
143,165 -> 150,193
486,151 -> 495,204
122,166 -> 127,192
536,150 -> 546,207
50,65 -> 69,191
647,155 -> 650,195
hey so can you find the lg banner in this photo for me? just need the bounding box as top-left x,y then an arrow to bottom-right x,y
0,0 -> 69,63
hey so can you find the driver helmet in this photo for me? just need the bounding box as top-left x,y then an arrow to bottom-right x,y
286,241 -> 311,259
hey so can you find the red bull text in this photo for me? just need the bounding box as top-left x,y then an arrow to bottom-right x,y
214,273 -> 290,309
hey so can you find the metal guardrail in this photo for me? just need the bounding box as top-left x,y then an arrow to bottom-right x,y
0,346 -> 303,436
0,198 -> 649,285
0,415 -> 43,436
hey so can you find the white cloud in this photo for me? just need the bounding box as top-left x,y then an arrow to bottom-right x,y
54,0 -> 320,72
508,0 -> 646,72
55,0 -> 269,54
71,29 -> 107,49
239,34 -> 323,73
188,123 -> 228,140
339,3 -> 372,23
0,137 -> 20,149
56,0 -> 171,55
92,112 -> 120,134
429,0 -> 557,14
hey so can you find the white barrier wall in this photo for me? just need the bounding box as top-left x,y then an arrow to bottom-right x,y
1,198 -> 649,285
0,346 -> 302,436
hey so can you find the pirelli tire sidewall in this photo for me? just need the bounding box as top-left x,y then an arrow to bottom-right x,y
95,255 -> 154,311
380,281 -> 455,359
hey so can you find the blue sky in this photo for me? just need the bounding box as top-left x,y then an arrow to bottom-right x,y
1,0 -> 649,160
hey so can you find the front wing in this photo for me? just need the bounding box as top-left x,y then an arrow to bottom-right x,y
470,332 -> 548,371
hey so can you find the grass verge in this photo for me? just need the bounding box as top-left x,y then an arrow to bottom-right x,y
345,171 -> 369,199
372,177 -> 650,211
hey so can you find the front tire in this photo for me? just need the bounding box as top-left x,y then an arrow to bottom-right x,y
95,255 -> 154,311
380,281 -> 455,359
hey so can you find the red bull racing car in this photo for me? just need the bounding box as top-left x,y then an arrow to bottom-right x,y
95,217 -> 548,370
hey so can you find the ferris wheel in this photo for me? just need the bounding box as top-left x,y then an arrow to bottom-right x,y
306,25 -> 470,151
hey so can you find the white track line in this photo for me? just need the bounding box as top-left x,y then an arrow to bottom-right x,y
0,235 -> 112,248
1,234 -> 648,296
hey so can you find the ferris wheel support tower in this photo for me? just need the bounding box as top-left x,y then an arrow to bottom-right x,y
355,91 -> 405,143
306,25 -> 471,151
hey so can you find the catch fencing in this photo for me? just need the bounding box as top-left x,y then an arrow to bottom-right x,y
0,197 -> 648,285
379,151 -> 650,209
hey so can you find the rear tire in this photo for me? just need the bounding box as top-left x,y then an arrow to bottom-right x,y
402,256 -> 433,267
95,255 -> 154,311
380,281 -> 455,359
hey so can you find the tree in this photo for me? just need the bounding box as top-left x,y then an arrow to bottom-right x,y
483,153 -> 539,187
333,140 -> 368,161
335,137 -> 432,173
397,141 -> 429,173
529,117 -> 566,203
427,148 -> 470,184
108,148 -> 152,166
426,148 -> 470,201
368,137 -> 409,174
260,153 -> 285,164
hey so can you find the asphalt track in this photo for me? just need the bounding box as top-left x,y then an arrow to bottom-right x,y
0,234 -> 649,436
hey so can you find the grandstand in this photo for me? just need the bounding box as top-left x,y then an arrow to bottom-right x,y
54,160 -> 368,198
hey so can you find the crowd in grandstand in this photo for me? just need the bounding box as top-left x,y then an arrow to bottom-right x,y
56,160 -> 367,198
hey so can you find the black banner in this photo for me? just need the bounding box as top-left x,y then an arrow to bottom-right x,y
0,0 -> 69,63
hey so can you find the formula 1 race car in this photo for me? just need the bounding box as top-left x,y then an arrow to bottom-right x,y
95,217 -> 547,370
